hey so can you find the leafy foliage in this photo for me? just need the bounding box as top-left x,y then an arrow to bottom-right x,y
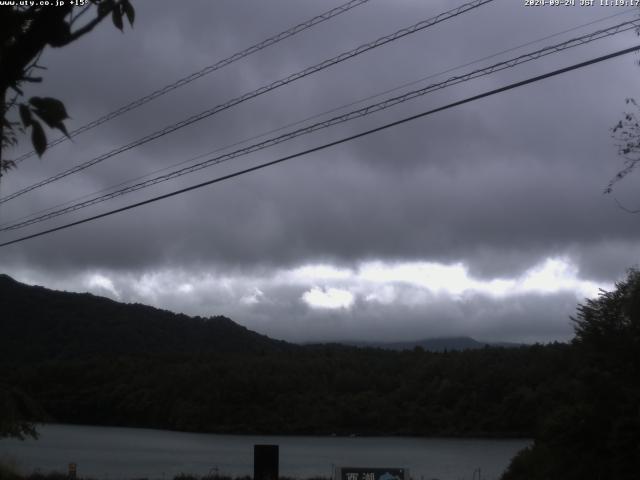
607,98 -> 640,195
0,0 -> 134,170
502,269 -> 640,479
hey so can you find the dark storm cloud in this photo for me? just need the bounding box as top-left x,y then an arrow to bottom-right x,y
6,144 -> 636,276
1,0 -> 639,342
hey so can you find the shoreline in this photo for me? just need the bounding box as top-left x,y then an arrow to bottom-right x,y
25,422 -> 533,442
1,425 -> 529,480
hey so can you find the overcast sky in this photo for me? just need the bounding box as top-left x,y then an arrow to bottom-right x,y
2,0 -> 640,343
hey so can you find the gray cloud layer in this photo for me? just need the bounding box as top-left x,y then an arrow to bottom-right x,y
1,0 -> 639,342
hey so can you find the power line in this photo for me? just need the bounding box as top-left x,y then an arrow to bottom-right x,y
12,0 -> 373,164
1,44 -> 638,248
3,19 -> 636,231
0,0 -> 494,205
11,3 -> 626,231
1,19 -> 636,233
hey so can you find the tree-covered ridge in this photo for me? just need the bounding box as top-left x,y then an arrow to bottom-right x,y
0,274 -> 570,437
0,274 -> 291,360
0,274 -> 555,437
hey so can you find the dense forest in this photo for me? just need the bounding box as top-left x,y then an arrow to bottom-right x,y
1,271 -> 639,478
0,273 -> 568,437
501,269 -> 640,480
2,342 -> 575,437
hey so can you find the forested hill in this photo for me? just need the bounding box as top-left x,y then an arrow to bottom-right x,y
1,272 -> 573,438
342,336 -> 521,351
0,274 -> 291,361
0,273 -> 511,358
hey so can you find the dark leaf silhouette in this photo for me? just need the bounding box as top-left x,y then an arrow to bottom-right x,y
29,97 -> 70,138
18,104 -> 32,128
122,0 -> 135,25
30,120 -> 47,157
112,7 -> 124,31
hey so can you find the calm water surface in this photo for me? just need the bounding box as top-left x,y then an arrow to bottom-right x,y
0,424 -> 530,480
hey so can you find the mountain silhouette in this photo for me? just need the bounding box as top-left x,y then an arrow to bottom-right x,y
0,273 -> 291,362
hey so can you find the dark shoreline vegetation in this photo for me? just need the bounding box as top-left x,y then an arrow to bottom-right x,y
2,271 -> 639,479
4,345 -> 568,437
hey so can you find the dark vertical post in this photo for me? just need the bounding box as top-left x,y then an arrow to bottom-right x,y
68,463 -> 77,480
254,444 -> 279,480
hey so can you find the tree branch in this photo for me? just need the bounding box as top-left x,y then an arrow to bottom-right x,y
613,196 -> 640,214
66,7 -> 113,43
69,4 -> 93,27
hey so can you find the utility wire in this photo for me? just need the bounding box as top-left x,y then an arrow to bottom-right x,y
0,0 -> 494,205
5,9 -> 633,229
2,5 -> 636,231
1,19 -> 637,233
1,44 -> 637,249
13,0 -> 373,164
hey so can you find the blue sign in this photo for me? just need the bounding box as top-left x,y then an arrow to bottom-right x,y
338,467 -> 407,480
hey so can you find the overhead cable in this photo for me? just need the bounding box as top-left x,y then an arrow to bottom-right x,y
13,0 -> 373,163
2,45 -> 638,248
1,19 -> 637,232
6,8 -> 634,229
0,0 -> 495,205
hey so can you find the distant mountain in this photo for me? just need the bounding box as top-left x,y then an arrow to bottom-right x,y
0,273 -> 291,362
342,336 -> 521,352
1,274 -> 578,440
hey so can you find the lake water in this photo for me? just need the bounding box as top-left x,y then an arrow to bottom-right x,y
0,424 -> 530,480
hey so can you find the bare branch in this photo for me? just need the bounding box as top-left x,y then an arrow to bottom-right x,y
613,195 -> 640,214
69,4 -> 93,27
607,100 -> 640,193
66,6 -> 114,43
21,76 -> 42,83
